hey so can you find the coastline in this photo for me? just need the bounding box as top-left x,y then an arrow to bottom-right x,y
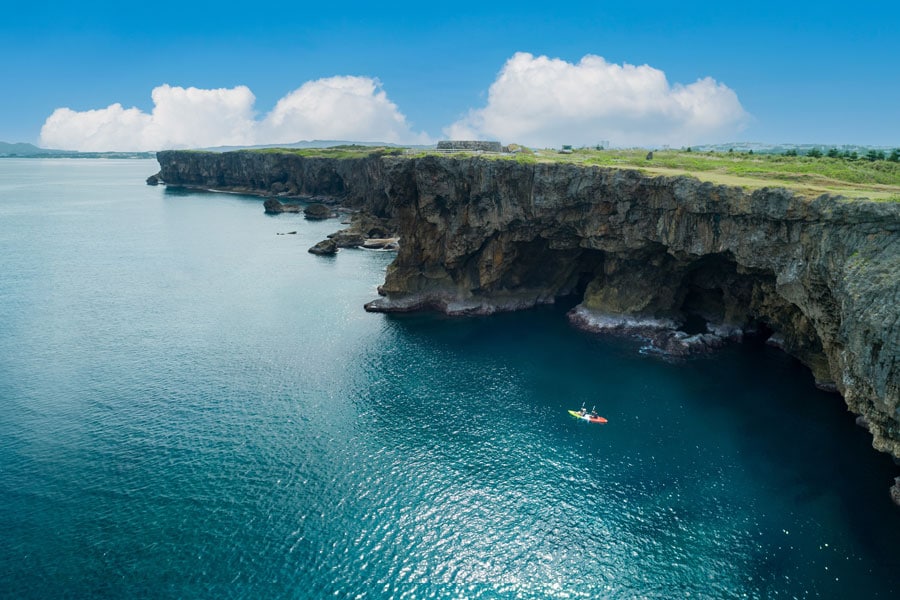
152,149 -> 900,499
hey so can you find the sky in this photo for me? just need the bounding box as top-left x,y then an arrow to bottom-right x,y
2,1 -> 898,150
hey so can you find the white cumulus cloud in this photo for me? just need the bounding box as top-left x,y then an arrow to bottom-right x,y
40,78 -> 428,151
445,52 -> 749,147
260,76 -> 428,144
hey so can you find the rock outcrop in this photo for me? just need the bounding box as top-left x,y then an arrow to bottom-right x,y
362,237 -> 400,250
154,151 -> 900,467
304,203 -> 336,220
317,212 -> 398,252
263,198 -> 301,214
308,238 -> 338,255
155,149 -> 395,217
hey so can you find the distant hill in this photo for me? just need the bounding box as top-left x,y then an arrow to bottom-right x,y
0,141 -> 153,159
1,138 -> 424,158
0,141 -> 70,156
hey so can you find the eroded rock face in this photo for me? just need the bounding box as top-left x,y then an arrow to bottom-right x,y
373,157 -> 899,460
155,151 -> 900,463
157,150 -> 394,216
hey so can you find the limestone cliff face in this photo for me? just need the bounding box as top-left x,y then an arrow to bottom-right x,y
156,150 -> 395,217
155,151 -> 900,462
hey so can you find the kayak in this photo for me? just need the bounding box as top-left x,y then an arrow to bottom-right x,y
568,409 -> 608,424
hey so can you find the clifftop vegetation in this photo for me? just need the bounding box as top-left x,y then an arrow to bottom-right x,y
246,145 -> 404,159
209,145 -> 900,201
490,148 -> 900,201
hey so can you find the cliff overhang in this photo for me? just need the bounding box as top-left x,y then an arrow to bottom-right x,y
155,151 -> 900,476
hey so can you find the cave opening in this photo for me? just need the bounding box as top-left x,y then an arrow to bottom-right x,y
493,240 -> 606,308
679,283 -> 727,334
744,320 -> 776,347
555,248 -> 608,312
673,253 -> 746,334
460,236 -> 837,391
556,268 -> 604,310
680,311 -> 710,335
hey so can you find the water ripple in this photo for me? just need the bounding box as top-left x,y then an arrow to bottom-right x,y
1,161 -> 898,598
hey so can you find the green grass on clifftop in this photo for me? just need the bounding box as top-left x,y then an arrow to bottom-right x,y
504,148 -> 900,201
176,146 -> 900,201
247,145 -> 404,159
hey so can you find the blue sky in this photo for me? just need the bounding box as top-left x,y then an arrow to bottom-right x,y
2,1 -> 898,149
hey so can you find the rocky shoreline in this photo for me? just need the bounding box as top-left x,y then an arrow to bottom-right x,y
566,306 -> 737,356
152,150 -> 900,502
151,162 -> 400,255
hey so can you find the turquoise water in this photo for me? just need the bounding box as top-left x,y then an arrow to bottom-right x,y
0,159 -> 898,598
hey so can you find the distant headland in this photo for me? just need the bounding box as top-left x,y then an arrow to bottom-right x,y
0,141 -> 155,159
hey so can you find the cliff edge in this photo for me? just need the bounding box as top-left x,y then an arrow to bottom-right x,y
155,151 -> 900,466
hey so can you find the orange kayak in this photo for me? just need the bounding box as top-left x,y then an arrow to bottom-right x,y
568,409 -> 608,424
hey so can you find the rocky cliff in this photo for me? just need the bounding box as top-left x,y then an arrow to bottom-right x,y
155,151 -> 900,469
156,149 -> 396,217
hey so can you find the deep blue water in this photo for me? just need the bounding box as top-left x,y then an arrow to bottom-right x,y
0,159 -> 898,599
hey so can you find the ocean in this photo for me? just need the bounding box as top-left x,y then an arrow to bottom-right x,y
0,158 -> 897,598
